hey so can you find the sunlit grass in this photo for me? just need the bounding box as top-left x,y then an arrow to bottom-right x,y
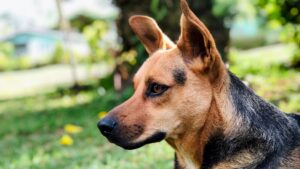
0,44 -> 299,169
0,89 -> 174,169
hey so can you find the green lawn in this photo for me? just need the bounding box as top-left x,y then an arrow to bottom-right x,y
0,90 -> 173,169
0,44 -> 299,169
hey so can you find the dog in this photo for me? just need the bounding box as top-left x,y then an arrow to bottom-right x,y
97,0 -> 300,168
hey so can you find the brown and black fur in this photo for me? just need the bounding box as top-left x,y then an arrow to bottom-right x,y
197,72 -> 300,169
97,0 -> 300,168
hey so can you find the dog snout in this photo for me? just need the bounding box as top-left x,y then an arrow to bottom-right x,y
97,117 -> 117,137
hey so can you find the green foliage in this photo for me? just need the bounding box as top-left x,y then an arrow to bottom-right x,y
70,15 -> 97,32
83,20 -> 112,63
291,48 -> 300,67
257,0 -> 300,24
280,24 -> 300,67
150,0 -> 168,21
113,0 -> 230,65
229,44 -> 300,112
116,50 -> 137,66
51,42 -> 69,64
0,42 -> 14,56
0,42 -> 32,71
213,0 -> 236,17
256,0 -> 300,67
50,20 -> 117,66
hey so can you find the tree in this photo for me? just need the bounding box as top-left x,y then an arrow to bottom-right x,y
55,0 -> 79,88
112,0 -> 230,90
257,0 -> 300,67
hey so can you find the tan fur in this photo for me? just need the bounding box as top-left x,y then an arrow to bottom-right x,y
278,147 -> 300,169
107,0 -> 236,167
212,151 -> 264,169
129,16 -> 175,54
167,98 -> 224,169
126,46 -> 220,144
101,1 -> 300,168
104,0 -> 293,168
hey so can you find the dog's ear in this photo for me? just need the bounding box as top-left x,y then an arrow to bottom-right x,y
177,0 -> 223,76
129,15 -> 175,54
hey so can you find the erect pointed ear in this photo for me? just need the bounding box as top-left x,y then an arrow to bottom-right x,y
177,0 -> 223,75
129,15 -> 175,54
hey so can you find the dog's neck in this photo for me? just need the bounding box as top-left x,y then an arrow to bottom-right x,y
166,75 -> 227,169
167,71 -> 300,169
166,99 -> 223,168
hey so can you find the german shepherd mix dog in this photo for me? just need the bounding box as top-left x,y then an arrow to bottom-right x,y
97,0 -> 300,168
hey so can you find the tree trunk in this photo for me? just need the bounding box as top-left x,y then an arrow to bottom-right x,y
55,0 -> 79,89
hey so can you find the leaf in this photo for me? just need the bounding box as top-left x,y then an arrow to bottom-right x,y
60,134 -> 74,146
98,111 -> 107,119
64,124 -> 83,134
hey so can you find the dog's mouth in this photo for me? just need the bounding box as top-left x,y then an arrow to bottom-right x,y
98,117 -> 166,150
107,131 -> 166,150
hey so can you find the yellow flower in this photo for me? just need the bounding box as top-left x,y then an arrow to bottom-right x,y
60,134 -> 73,146
64,124 -> 83,134
98,111 -> 107,119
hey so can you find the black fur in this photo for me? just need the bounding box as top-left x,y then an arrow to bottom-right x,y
174,153 -> 183,169
173,68 -> 186,85
288,113 -> 300,127
200,72 -> 300,169
110,131 -> 166,150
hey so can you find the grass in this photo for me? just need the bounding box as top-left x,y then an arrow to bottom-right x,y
0,44 -> 299,169
0,90 -> 173,169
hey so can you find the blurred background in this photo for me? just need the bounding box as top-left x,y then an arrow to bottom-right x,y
0,0 -> 299,168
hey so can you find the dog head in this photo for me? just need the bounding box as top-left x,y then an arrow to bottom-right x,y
97,0 -> 226,150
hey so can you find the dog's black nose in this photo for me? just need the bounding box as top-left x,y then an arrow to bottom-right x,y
97,117 -> 117,137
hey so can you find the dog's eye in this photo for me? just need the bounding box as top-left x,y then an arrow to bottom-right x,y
146,83 -> 169,97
